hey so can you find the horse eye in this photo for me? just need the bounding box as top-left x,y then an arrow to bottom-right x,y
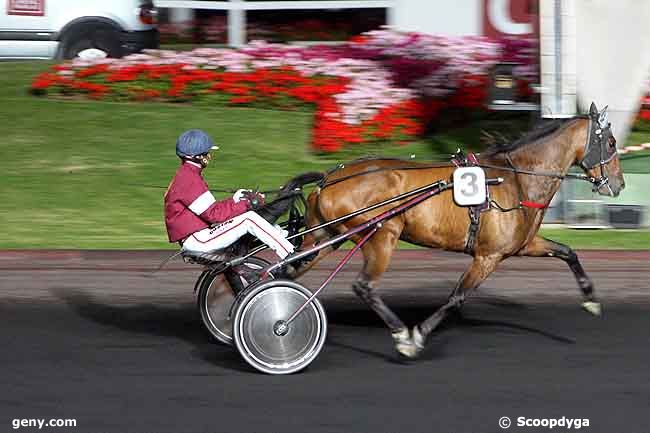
608,137 -> 617,148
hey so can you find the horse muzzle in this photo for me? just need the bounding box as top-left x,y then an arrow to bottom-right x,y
593,176 -> 624,197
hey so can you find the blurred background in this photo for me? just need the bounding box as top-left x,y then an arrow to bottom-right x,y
1,0 -> 649,249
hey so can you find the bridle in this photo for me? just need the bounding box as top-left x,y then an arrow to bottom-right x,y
578,113 -> 617,194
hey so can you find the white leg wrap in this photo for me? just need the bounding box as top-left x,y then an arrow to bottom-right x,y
412,325 -> 425,350
581,301 -> 602,316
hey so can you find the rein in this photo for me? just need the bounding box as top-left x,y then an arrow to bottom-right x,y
476,162 -> 591,182
319,161 -> 450,189
319,157 -> 597,192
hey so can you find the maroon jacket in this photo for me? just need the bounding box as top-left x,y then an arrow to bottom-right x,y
164,161 -> 250,243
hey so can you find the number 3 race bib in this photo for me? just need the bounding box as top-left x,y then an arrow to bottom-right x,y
453,167 -> 487,206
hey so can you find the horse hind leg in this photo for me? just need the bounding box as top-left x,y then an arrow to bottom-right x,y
518,236 -> 600,316
415,254 -> 503,355
351,228 -> 421,358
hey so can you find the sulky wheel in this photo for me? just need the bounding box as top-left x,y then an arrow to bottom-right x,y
233,279 -> 327,375
197,257 -> 271,346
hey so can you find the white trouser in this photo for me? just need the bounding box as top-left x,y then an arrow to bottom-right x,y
182,211 -> 295,259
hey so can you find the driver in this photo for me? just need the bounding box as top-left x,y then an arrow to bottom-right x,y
164,129 -> 295,259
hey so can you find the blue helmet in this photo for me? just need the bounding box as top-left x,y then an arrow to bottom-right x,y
175,129 -> 219,158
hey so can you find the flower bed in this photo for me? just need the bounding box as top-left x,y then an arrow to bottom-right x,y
31,29 -> 537,152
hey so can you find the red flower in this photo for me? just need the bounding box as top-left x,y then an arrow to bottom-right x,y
75,64 -> 109,78
230,96 -> 257,104
32,60 -> 430,152
228,85 -> 250,95
638,110 -> 650,121
31,73 -> 59,90
349,35 -> 369,44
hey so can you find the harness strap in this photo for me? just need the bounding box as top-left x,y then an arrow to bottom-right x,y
464,206 -> 481,255
456,151 -> 487,255
520,201 -> 547,209
319,160 -> 452,190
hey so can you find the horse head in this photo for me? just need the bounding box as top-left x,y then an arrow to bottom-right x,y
577,102 -> 625,197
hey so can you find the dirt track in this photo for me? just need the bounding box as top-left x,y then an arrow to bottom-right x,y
1,249 -> 648,305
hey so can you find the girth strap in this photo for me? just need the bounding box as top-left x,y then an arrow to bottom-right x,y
464,206 -> 481,255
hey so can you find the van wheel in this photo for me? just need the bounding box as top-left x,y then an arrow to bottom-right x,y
58,23 -> 123,59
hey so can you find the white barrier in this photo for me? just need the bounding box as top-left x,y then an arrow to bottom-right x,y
620,143 -> 650,155
155,0 -> 396,46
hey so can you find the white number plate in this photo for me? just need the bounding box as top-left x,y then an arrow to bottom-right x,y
453,167 -> 487,206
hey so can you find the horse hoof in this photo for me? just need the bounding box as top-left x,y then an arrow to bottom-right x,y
392,328 -> 424,359
392,329 -> 418,359
581,301 -> 602,316
395,342 -> 420,359
412,325 -> 425,351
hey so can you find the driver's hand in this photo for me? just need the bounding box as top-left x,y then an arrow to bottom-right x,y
244,191 -> 265,210
252,192 -> 265,207
232,189 -> 250,203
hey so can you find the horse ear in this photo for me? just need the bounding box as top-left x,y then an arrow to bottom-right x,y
589,102 -> 598,116
598,105 -> 609,127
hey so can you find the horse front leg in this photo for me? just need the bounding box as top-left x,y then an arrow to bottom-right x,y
412,254 -> 503,358
518,236 -> 600,316
351,228 -> 418,357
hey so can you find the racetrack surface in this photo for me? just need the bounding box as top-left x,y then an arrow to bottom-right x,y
1,250 -> 649,433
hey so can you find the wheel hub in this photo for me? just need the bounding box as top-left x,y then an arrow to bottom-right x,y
273,320 -> 289,336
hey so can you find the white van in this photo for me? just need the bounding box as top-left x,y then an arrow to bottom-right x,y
0,0 -> 159,59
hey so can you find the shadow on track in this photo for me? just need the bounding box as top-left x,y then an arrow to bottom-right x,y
51,288 -> 574,368
324,301 -> 575,361
50,288 -> 253,373
455,316 -> 576,344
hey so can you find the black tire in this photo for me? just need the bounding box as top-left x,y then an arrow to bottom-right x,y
58,23 -> 123,59
197,257 -> 271,346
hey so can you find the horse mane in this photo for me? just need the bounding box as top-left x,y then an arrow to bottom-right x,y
484,115 -> 588,156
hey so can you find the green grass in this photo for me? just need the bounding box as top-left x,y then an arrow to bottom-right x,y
538,228 -> 650,250
0,61 -> 648,249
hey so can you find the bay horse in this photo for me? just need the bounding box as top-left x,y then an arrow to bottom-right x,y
293,102 -> 625,359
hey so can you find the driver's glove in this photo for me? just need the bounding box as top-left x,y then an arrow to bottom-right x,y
232,189 -> 250,203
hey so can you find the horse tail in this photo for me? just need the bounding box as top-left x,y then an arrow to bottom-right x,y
257,171 -> 325,223
279,171 -> 325,194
